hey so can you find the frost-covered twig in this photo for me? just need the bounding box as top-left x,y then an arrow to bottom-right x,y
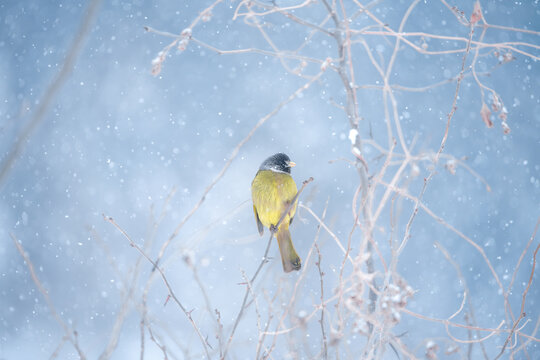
506,217 -> 540,320
395,9 -> 475,260
496,219 -> 540,359
314,199 -> 330,359
185,252 -> 224,357
103,214 -> 212,360
435,241 -> 489,358
379,180 -> 504,294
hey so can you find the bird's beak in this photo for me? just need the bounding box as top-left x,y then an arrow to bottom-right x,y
288,161 -> 296,168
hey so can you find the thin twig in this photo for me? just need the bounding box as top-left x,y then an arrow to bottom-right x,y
506,217 -> 540,320
185,255 -> 223,356
495,225 -> 540,359
103,215 -> 211,360
396,14 -> 476,259
315,214 -> 329,359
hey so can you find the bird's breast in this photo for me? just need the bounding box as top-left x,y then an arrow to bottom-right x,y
251,170 -> 298,228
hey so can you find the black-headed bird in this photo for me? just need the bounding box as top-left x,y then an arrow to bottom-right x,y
251,153 -> 301,272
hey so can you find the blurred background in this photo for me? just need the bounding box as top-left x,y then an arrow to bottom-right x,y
1,0 -> 539,358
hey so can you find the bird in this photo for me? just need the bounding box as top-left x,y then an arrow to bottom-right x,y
251,153 -> 301,272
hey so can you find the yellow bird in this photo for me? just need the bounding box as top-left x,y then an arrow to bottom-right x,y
251,153 -> 301,272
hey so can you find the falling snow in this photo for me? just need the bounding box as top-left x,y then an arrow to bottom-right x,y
1,1 -> 539,359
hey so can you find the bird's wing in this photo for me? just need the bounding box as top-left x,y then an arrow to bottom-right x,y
253,205 -> 264,236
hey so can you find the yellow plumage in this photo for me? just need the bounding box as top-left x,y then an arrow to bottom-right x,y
251,167 -> 300,272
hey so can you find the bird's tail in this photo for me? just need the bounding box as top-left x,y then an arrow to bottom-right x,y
276,223 -> 301,273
